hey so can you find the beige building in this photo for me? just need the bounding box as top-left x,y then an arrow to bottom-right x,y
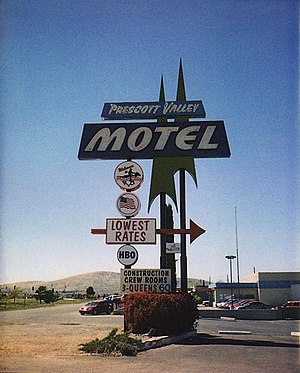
244,272 -> 300,307
208,272 -> 300,307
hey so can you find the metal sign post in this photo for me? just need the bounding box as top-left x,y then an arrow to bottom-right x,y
179,168 -> 188,294
177,59 -> 189,294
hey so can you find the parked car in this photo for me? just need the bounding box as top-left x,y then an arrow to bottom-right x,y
202,300 -> 213,307
236,301 -> 271,310
223,299 -> 241,309
278,300 -> 300,320
79,300 -> 113,315
104,294 -> 121,302
218,299 -> 239,309
280,300 -> 300,309
233,299 -> 256,309
104,294 -> 122,308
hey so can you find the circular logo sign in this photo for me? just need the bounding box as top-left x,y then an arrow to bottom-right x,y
116,192 -> 141,217
114,161 -> 144,191
117,244 -> 138,266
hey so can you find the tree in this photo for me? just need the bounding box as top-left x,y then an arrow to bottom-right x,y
43,289 -> 58,303
9,287 -> 22,304
34,286 -> 58,303
34,286 -> 47,303
86,286 -> 95,298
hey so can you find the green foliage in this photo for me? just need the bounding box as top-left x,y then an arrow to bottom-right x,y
34,286 -> 47,303
125,293 -> 198,335
9,288 -> 22,304
193,294 -> 202,304
43,289 -> 59,303
79,328 -> 141,356
86,286 -> 95,298
0,297 -> 83,311
34,286 -> 58,303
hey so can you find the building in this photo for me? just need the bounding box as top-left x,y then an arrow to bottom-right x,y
208,272 -> 300,307
208,282 -> 258,306
244,272 -> 300,307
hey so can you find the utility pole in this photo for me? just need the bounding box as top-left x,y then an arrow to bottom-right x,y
225,255 -> 236,309
235,206 -> 241,298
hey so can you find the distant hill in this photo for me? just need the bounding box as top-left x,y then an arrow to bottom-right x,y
1,271 -> 121,295
1,271 -> 204,295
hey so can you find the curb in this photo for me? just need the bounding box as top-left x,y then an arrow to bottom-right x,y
291,332 -> 300,336
218,330 -> 251,335
138,330 -> 197,351
220,316 -> 236,321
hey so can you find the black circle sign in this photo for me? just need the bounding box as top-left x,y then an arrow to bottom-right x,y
117,244 -> 138,266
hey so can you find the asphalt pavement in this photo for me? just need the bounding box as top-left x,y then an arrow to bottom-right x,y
0,303 -> 299,372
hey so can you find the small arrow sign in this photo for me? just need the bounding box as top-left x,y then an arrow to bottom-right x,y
156,219 -> 205,244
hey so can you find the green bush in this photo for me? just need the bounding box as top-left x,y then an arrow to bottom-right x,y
124,293 -> 198,335
79,328 -> 141,356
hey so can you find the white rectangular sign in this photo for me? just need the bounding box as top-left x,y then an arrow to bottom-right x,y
120,268 -> 171,293
166,243 -> 181,254
106,218 -> 156,244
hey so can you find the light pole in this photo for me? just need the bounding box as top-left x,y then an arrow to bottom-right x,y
225,255 -> 236,309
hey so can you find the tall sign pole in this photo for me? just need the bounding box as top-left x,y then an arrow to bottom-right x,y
179,168 -> 188,293
158,76 -> 167,270
176,59 -> 194,294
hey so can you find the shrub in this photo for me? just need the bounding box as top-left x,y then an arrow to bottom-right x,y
79,328 -> 141,356
124,293 -> 198,335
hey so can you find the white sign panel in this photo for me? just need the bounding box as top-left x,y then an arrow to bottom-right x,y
117,244 -> 138,266
120,268 -> 171,293
106,218 -> 156,244
166,243 -> 181,254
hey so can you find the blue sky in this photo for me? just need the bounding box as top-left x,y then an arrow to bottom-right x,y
1,0 -> 298,285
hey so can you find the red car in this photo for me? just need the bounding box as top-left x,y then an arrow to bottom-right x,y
233,299 -> 256,309
280,301 -> 300,309
278,301 -> 300,320
79,300 -> 113,315
236,301 -> 271,310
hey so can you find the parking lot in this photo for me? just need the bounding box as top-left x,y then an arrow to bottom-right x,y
0,302 -> 299,372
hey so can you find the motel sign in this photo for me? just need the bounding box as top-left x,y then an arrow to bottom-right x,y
78,121 -> 230,160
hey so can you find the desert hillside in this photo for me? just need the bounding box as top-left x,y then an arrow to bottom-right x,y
1,271 -> 121,295
1,271 -> 203,295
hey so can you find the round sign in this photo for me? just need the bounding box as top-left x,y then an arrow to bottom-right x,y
116,192 -> 141,217
117,244 -> 138,266
114,161 -> 144,191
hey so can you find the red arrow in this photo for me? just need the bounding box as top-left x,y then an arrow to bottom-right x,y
91,219 -> 205,244
157,219 -> 205,244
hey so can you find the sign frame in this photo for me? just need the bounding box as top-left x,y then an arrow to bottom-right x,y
120,268 -> 171,294
114,160 -> 144,191
101,100 -> 206,120
166,243 -> 181,254
78,121 -> 231,160
117,244 -> 138,266
116,192 -> 141,218
106,218 -> 156,245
